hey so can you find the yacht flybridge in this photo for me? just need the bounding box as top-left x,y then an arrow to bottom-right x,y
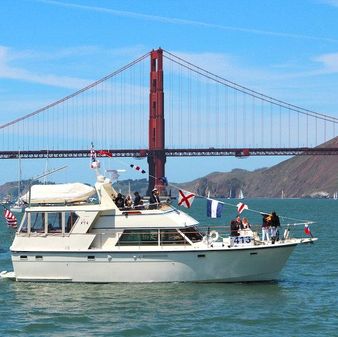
3,173 -> 316,283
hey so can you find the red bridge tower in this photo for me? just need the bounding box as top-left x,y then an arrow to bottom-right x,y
147,48 -> 166,195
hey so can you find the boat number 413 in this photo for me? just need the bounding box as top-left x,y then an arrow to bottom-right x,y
232,236 -> 252,245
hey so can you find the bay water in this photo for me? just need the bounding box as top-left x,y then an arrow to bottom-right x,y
0,198 -> 337,337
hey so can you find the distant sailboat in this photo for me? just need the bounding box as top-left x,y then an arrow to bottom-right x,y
333,192 -> 338,200
238,189 -> 244,199
281,190 -> 285,199
10,152 -> 24,213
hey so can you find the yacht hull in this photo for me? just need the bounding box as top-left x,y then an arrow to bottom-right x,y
11,243 -> 297,283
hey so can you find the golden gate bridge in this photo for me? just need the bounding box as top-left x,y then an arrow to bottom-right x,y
1,48 -> 338,194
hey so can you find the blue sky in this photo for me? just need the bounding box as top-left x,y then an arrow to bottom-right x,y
1,0 -> 338,185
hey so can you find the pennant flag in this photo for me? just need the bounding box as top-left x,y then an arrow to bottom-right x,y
178,190 -> 195,208
98,150 -> 112,157
207,199 -> 223,218
304,224 -> 313,237
130,164 -> 146,174
159,176 -> 168,186
237,202 -> 248,214
4,209 -> 17,228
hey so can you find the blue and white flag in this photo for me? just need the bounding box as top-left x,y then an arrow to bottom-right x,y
207,199 -> 223,218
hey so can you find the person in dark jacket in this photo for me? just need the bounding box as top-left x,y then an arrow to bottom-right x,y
133,191 -> 143,208
270,211 -> 280,243
115,193 -> 125,209
149,188 -> 160,209
230,220 -> 240,236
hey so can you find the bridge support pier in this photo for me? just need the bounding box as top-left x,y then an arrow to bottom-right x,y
147,48 -> 166,196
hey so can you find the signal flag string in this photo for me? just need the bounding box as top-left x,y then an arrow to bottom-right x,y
94,151 -> 315,226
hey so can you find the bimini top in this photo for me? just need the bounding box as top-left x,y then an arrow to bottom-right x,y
21,183 -> 96,204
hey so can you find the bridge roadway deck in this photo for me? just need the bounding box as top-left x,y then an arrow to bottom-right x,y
1,147 -> 338,159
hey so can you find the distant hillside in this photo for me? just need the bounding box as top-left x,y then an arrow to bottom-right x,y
178,137 -> 338,198
112,179 -> 148,196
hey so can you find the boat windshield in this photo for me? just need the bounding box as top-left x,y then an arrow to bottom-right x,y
116,229 -> 191,246
117,229 -> 158,246
179,226 -> 204,243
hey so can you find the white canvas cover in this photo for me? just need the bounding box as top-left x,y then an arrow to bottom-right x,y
21,183 -> 96,204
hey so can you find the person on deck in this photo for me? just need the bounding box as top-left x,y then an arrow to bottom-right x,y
241,217 -> 251,229
230,220 -> 240,236
149,188 -> 161,209
270,211 -> 281,243
124,195 -> 133,208
133,191 -> 143,207
235,215 -> 243,229
114,193 -> 125,209
261,214 -> 270,242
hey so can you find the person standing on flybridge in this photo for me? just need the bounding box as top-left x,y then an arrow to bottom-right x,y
149,188 -> 160,209
261,214 -> 270,242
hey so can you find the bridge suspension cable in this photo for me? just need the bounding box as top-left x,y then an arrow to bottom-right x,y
162,49 -> 337,150
0,51 -> 150,130
0,48 -> 337,157
163,50 -> 338,124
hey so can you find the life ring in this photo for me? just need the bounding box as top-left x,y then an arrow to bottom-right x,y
209,230 -> 219,242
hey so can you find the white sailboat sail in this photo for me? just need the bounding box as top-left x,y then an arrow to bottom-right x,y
10,153 -> 24,213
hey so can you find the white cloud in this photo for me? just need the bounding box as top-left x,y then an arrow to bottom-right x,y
313,52 -> 338,72
37,0 -> 338,43
0,46 -> 90,89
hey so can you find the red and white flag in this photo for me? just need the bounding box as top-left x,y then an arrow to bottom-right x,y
237,202 -> 248,214
304,224 -> 313,237
98,150 -> 112,157
178,190 -> 195,208
4,209 -> 17,228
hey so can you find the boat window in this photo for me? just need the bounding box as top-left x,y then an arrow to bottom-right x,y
65,212 -> 78,233
117,230 -> 158,246
47,213 -> 62,233
179,226 -> 203,243
160,229 -> 188,245
31,212 -> 45,233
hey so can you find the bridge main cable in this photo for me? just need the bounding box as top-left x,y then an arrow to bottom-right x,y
163,50 -> 338,124
0,51 -> 151,130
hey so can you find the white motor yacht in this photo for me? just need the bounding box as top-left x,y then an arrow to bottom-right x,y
3,173 -> 316,283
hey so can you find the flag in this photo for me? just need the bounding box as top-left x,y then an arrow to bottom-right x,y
207,199 -> 223,218
237,202 -> 248,214
130,164 -> 146,174
98,150 -> 112,157
90,143 -> 100,169
304,224 -> 312,237
4,209 -> 17,228
178,190 -> 195,208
